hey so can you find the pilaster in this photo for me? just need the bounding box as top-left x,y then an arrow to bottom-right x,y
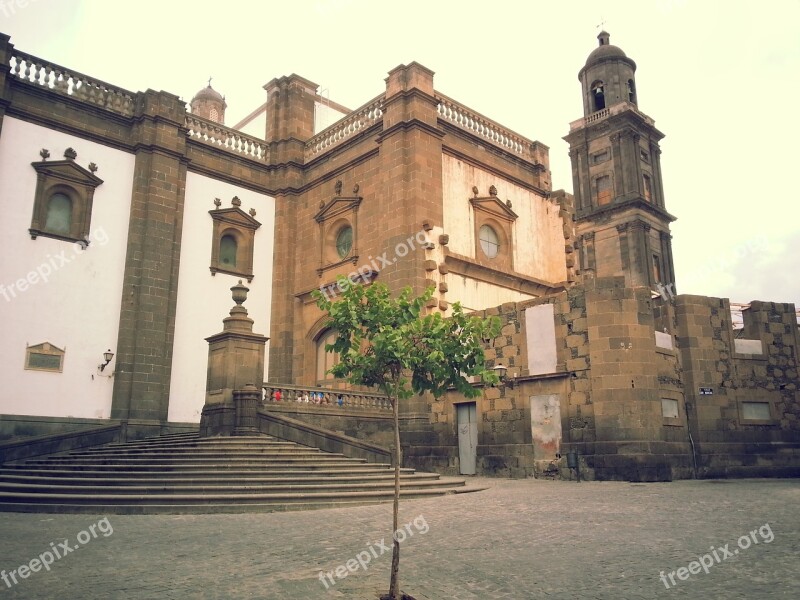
111,89 -> 188,422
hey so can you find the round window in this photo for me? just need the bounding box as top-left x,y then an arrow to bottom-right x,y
336,226 -> 353,259
479,224 -> 499,258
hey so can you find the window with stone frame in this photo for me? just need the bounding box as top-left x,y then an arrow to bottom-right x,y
595,174 -> 613,206
315,180 -> 362,277
469,186 -> 517,272
209,197 -> 261,282
29,148 -> 103,245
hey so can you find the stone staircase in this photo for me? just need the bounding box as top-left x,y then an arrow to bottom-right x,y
0,432 -> 480,514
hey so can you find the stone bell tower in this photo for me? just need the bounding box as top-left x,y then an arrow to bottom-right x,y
565,32 -> 677,291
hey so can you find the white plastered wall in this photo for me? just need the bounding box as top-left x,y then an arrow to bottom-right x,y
168,173 -> 274,422
0,117 -> 135,418
442,154 -> 567,283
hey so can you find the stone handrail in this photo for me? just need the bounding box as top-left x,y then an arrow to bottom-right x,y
436,92 -> 541,162
304,94 -> 385,160
263,382 -> 391,411
185,114 -> 270,161
9,50 -> 136,117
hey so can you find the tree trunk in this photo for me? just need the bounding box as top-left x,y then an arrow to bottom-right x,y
388,393 -> 401,599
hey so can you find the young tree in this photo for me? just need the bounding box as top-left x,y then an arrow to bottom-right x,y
313,280 -> 500,600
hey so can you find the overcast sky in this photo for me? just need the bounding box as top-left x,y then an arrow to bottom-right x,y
2,0 -> 798,308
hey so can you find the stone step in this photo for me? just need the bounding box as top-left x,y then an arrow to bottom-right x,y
0,484 -> 484,514
0,431 -> 485,514
0,466 -> 415,478
18,455 -> 368,466
60,448 -> 333,458
0,477 -> 460,495
0,471 -> 439,486
0,463 -> 397,474
0,486 -> 486,514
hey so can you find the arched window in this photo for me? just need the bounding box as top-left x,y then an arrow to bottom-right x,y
219,234 -> 238,267
479,224 -> 500,258
591,81 -> 606,111
316,330 -> 340,385
336,225 -> 353,259
44,192 -> 72,234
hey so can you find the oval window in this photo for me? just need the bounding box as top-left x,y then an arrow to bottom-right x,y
479,224 -> 499,258
336,226 -> 353,259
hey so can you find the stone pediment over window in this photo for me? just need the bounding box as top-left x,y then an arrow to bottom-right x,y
209,197 -> 261,282
469,194 -> 518,223
314,195 -> 362,224
315,180 -> 362,277
29,148 -> 104,245
469,185 -> 516,271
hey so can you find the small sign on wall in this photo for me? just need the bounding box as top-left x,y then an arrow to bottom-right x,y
699,387 -> 713,395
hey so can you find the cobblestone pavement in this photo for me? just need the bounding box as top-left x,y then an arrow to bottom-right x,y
0,478 -> 798,599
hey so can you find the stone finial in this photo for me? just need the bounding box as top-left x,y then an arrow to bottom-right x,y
353,183 -> 360,194
472,186 -> 479,197
39,149 -> 50,160
231,280 -> 248,306
334,180 -> 343,195
489,185 -> 497,196
231,196 -> 241,207
506,199 -> 512,208
214,198 -> 222,207
88,162 -> 98,173
249,208 -> 257,217
64,148 -> 77,160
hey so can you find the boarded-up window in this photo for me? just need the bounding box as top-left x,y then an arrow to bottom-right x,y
643,174 -> 653,202
596,175 -> 612,205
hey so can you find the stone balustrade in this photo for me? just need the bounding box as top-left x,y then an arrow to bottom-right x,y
262,383 -> 391,411
185,114 -> 270,161
304,94 -> 385,160
436,92 -> 541,162
9,50 -> 136,117
569,102 -> 655,132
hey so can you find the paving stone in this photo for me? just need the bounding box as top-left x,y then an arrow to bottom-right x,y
0,478 -> 797,599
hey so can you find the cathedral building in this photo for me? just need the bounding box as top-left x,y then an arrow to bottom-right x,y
0,30 -> 797,481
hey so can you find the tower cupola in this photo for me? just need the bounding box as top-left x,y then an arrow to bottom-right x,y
578,31 -> 638,116
191,80 -> 227,124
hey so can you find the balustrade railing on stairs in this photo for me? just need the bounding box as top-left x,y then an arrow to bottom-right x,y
262,383 -> 391,412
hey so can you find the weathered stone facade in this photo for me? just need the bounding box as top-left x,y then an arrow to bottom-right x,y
1,30 -> 797,481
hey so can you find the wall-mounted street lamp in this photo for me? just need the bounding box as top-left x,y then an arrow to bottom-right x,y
99,349 -> 114,373
492,363 -> 515,388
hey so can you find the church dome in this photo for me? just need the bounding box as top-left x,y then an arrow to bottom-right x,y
192,84 -> 224,103
584,31 -> 633,68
